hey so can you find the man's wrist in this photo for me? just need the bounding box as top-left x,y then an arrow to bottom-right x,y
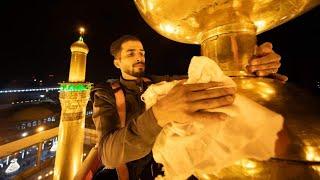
151,105 -> 167,127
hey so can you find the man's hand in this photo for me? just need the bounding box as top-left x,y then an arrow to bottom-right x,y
152,81 -> 236,127
247,42 -> 288,82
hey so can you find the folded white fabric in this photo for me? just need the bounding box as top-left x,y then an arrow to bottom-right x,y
141,56 -> 284,179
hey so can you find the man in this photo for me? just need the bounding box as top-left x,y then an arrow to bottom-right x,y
91,35 -> 286,179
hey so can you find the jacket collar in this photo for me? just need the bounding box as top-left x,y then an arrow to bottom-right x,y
119,76 -> 147,93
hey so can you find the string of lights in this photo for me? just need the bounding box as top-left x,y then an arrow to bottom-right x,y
0,87 -> 59,94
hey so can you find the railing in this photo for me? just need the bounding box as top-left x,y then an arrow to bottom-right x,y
0,127 -> 97,179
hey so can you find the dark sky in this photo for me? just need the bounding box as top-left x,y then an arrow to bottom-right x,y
0,1 -> 319,91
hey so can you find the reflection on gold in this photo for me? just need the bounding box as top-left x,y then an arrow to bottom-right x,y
196,173 -> 211,180
305,146 -> 320,161
312,165 -> 320,174
134,0 -> 319,78
134,0 -> 319,44
235,159 -> 257,169
238,79 -> 276,101
147,0 -> 154,10
235,159 -> 262,176
160,23 -> 180,34
254,20 -> 266,32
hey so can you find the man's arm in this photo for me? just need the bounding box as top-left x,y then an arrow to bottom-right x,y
92,89 -> 162,168
93,81 -> 236,168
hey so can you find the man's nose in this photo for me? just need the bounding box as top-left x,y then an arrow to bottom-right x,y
136,55 -> 144,62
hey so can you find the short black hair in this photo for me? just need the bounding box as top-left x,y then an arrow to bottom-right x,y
110,35 -> 141,58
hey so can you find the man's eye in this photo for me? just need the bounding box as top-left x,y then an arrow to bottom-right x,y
127,53 -> 134,57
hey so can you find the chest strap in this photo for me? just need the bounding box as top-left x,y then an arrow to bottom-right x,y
111,82 -> 129,180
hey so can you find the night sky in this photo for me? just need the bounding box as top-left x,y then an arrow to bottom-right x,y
0,1 -> 319,92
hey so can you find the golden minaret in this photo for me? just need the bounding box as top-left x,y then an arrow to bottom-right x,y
53,27 -> 91,180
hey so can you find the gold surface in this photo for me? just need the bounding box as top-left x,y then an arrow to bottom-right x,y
70,40 -> 89,54
53,88 -> 91,180
197,158 -> 320,179
201,24 -> 257,76
234,77 -> 320,162
134,0 -> 320,44
187,77 -> 320,179
134,1 -> 320,178
134,0 -> 320,76
199,77 -> 320,179
69,40 -> 89,83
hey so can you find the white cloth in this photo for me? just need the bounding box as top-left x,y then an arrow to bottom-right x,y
141,56 -> 283,179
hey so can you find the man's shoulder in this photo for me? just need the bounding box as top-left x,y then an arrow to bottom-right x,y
91,80 -> 118,98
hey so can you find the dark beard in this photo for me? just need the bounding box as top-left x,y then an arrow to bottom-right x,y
132,68 -> 144,77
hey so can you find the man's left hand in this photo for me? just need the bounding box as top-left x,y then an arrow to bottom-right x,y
247,42 -> 288,82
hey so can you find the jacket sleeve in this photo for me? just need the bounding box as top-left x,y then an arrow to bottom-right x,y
92,89 -> 162,168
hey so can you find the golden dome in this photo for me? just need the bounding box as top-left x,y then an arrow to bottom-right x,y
70,39 -> 89,54
134,0 -> 320,44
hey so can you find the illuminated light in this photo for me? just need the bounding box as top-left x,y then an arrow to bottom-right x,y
79,27 -> 85,35
5,158 -> 20,174
280,16 -> 288,21
22,151 -> 25,159
37,126 -> 45,132
264,88 -> 275,94
21,132 -> 28,137
37,175 -> 42,180
49,170 -> 53,175
50,139 -> 57,152
244,83 -> 254,89
259,92 -> 270,100
160,23 -> 180,34
235,159 -> 261,176
0,87 -> 58,94
83,153 -> 87,157
6,156 -> 9,165
147,1 -> 154,10
199,173 -> 210,180
21,150 -> 24,159
305,146 -> 320,161
242,159 -> 257,169
254,20 -> 266,30
60,84 -> 91,92
312,165 -> 320,174
45,173 -> 48,177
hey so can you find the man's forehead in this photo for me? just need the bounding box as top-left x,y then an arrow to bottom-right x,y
121,40 -> 144,51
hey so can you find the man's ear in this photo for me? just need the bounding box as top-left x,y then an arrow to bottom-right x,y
114,59 -> 121,69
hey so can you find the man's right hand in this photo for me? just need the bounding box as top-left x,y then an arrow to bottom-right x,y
152,81 -> 236,127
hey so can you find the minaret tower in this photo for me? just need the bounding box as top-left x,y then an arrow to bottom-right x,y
54,27 -> 91,180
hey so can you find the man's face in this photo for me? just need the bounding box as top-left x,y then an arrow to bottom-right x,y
115,40 -> 145,78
